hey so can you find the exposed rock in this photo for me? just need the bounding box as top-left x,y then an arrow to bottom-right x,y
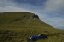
23,14 -> 39,19
32,14 -> 39,19
23,15 -> 30,19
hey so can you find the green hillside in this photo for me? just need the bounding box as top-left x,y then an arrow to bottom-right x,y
0,12 -> 64,42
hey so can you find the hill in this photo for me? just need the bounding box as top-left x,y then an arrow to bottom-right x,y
0,12 -> 64,42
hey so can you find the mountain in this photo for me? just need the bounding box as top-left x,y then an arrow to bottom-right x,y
0,12 -> 64,42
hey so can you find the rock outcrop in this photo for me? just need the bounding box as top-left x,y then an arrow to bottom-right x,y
33,14 -> 39,19
23,14 -> 39,19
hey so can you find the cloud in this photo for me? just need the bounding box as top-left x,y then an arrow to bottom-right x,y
0,6 -> 32,12
0,0 -> 43,12
56,25 -> 64,30
0,0 -> 33,12
41,17 -> 64,29
56,24 -> 64,27
41,0 -> 64,30
43,0 -> 64,13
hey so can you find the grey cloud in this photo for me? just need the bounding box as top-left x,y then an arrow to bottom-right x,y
43,0 -> 64,13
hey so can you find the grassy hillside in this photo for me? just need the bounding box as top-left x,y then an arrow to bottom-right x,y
0,12 -> 64,42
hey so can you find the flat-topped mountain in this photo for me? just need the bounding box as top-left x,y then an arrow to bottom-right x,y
0,12 -> 64,42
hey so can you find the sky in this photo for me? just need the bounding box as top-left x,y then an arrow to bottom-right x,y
0,0 -> 64,30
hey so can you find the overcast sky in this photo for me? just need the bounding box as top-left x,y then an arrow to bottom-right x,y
0,0 -> 64,30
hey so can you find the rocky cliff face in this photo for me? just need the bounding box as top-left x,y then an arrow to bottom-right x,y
23,14 -> 39,19
33,14 -> 39,19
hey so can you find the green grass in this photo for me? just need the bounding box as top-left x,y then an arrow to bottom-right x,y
0,12 -> 64,42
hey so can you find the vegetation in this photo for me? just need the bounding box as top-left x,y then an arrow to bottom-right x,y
0,12 -> 64,42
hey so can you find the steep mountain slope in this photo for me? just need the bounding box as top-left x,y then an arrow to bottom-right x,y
0,12 -> 64,42
0,12 -> 53,27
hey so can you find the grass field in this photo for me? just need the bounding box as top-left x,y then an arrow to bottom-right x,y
0,12 -> 64,42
